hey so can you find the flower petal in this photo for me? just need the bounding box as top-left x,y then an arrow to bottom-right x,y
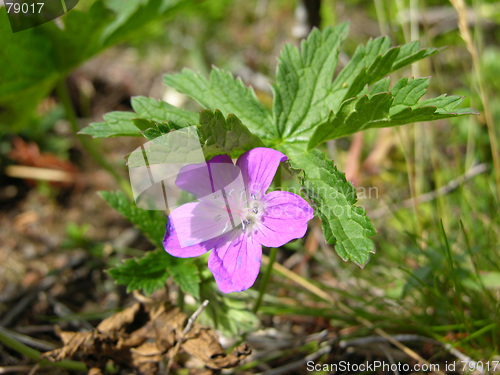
208,232 -> 262,293
175,155 -> 239,199
236,148 -> 287,198
254,191 -> 314,247
165,200 -> 238,251
163,217 -> 218,258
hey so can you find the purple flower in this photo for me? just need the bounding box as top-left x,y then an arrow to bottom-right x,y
163,148 -> 314,293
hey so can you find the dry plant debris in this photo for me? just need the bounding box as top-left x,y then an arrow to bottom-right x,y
41,301 -> 251,374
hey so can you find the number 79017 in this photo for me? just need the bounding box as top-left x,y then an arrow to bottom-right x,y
5,2 -> 44,14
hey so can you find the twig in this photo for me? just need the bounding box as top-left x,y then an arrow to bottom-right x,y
0,366 -> 34,374
370,163 -> 489,219
4,166 -> 73,183
27,364 -> 39,375
165,300 -> 209,375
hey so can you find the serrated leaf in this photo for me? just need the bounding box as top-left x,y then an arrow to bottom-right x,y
330,39 -> 439,108
281,143 -> 376,266
308,93 -> 393,148
392,40 -> 440,71
140,120 -> 182,141
107,250 -> 172,295
80,96 -> 196,138
308,77 -> 478,148
102,191 -> 201,297
131,96 -> 198,125
198,109 -> 265,159
163,67 -> 274,140
272,23 -> 349,141
168,260 -> 200,298
100,191 -> 166,247
107,249 -> 200,297
78,112 -> 142,138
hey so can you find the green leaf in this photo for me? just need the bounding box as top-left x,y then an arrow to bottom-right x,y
107,250 -> 171,295
80,96 -> 197,138
100,0 -> 188,47
102,191 -> 201,297
280,143 -> 376,266
330,39 -> 439,108
199,276 -> 259,336
308,77 -> 478,148
0,0 -> 186,130
100,191 -> 166,247
168,260 -> 201,298
128,110 -> 264,163
131,96 -> 198,125
78,111 -> 142,138
163,67 -> 274,140
140,120 -> 182,141
198,109 -> 265,159
107,250 -> 200,297
272,23 -> 349,141
271,30 -> 444,143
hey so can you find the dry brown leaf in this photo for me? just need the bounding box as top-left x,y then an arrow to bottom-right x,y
42,301 -> 251,374
97,302 -> 141,333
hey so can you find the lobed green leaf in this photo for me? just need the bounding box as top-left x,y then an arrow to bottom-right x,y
100,191 -> 166,247
281,144 -> 377,266
80,97 -> 197,138
308,77 -> 478,148
272,23 -> 349,141
107,250 -> 171,296
163,67 -> 274,140
107,249 -> 200,297
198,109 -> 265,159
131,96 -> 198,125
102,191 -> 200,297
78,111 -> 142,138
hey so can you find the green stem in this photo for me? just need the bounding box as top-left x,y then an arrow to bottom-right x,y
0,327 -> 87,371
272,164 -> 282,190
253,247 -> 278,313
55,79 -> 133,198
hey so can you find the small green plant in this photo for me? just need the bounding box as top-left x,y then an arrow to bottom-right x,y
81,23 -> 476,333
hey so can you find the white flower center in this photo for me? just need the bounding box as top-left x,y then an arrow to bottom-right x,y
240,193 -> 266,234
218,189 -> 266,236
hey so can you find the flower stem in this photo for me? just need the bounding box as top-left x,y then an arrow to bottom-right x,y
253,247 -> 278,313
272,164 -> 282,190
55,78 -> 133,199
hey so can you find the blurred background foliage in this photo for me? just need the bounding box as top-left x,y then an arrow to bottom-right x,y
1,0 -> 500,369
